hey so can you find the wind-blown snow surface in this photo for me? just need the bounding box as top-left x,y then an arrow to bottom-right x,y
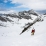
0,15 -> 46,46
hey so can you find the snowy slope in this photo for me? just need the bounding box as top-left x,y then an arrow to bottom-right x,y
0,9 -> 41,27
0,14 -> 46,46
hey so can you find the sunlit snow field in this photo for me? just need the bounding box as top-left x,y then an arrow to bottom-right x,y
0,15 -> 46,46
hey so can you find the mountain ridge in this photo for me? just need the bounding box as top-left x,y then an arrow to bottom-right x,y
0,9 -> 44,27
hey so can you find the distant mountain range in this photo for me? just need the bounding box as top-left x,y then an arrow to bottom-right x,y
36,10 -> 46,14
0,9 -> 45,27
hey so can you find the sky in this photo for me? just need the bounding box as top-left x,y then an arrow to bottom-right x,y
0,0 -> 46,14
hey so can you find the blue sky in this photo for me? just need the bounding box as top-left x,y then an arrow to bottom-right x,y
0,0 -> 46,13
0,0 -> 30,12
0,0 -> 21,11
0,1 -> 15,10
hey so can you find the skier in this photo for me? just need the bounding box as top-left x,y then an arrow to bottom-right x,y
31,27 -> 35,35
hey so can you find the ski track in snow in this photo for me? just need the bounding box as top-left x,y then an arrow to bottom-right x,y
0,16 -> 46,46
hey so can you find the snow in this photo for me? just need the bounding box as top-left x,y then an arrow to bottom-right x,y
0,15 -> 46,46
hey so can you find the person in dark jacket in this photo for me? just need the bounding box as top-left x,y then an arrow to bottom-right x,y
31,28 -> 35,35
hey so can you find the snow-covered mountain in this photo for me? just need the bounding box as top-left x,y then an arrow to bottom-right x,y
0,9 -> 46,46
44,13 -> 46,15
0,9 -> 43,27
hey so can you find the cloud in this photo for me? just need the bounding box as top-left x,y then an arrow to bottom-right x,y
10,0 -> 46,10
4,0 -> 8,3
15,5 -> 28,8
0,10 -> 17,14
